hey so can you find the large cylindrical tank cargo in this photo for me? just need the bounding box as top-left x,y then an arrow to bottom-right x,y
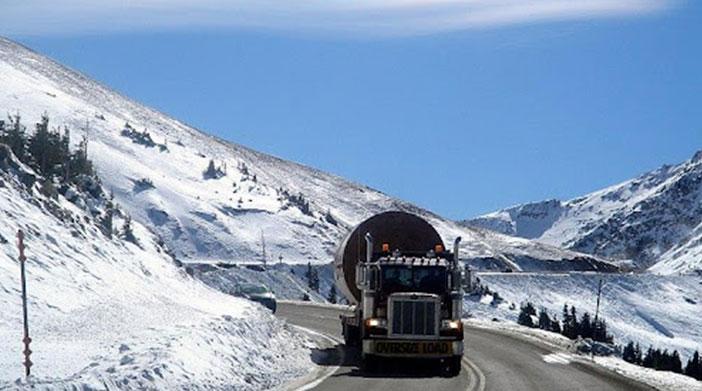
334,211 -> 444,304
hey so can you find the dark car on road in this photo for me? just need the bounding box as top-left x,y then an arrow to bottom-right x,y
236,283 -> 277,313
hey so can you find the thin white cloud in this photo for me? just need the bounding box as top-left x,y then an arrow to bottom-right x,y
0,0 -> 679,37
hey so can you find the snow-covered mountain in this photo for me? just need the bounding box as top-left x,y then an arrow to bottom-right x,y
463,151 -> 702,274
0,37 -> 614,273
0,145 -> 312,388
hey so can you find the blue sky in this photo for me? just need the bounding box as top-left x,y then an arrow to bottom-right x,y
5,1 -> 701,219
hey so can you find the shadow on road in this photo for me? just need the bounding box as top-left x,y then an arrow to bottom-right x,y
310,344 -> 455,379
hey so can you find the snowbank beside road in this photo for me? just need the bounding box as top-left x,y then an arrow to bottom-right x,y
0,159 -> 314,389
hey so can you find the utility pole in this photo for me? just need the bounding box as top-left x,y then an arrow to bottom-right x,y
594,278 -> 603,324
592,278 -> 604,361
260,230 -> 267,267
17,230 -> 32,377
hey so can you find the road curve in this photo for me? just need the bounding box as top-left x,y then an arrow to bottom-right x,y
278,302 -> 653,391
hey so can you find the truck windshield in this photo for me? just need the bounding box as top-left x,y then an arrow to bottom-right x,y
380,265 -> 447,295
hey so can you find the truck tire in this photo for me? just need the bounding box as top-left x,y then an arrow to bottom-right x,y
361,354 -> 377,373
343,324 -> 360,347
444,356 -> 462,377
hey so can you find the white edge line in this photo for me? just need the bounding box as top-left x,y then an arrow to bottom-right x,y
463,356 -> 486,391
290,324 -> 344,391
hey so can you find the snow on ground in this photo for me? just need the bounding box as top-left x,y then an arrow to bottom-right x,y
0,153 -> 313,389
596,356 -> 702,391
465,318 -> 702,391
465,273 -> 702,359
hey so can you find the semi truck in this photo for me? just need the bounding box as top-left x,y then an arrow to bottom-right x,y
334,211 -> 466,375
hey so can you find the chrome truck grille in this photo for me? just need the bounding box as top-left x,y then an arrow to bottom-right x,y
389,294 -> 439,337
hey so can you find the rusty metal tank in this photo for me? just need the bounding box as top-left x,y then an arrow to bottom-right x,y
333,211 -> 444,304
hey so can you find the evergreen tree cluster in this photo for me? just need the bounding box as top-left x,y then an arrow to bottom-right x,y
0,113 -> 132,242
0,113 -> 94,182
277,188 -> 312,216
517,302 -> 612,344
561,304 -> 612,343
622,341 -> 644,365
642,346 -> 683,373
120,122 -> 167,151
624,342 -> 702,381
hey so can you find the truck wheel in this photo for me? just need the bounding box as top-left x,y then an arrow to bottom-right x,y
343,325 -> 360,347
361,354 -> 377,373
444,356 -> 462,377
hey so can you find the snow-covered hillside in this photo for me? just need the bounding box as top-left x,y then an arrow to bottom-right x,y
466,273 -> 702,360
0,37 -> 613,273
463,151 -> 702,274
0,146 -> 313,388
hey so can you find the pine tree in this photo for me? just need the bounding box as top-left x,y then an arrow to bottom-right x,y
518,302 -> 537,328
538,308 -> 551,330
305,262 -> 312,285
623,341 -> 637,363
579,312 -> 593,339
100,194 -> 115,238
549,315 -> 562,334
561,304 -> 580,340
561,304 -> 571,338
642,346 -> 655,368
685,351 -> 701,380
306,262 -> 320,292
1,113 -> 28,161
121,216 -> 138,245
634,343 -> 643,365
327,284 -> 337,304
310,268 -> 320,293
205,159 -> 217,178
671,350 -> 683,373
569,306 -> 578,338
70,134 -> 94,179
28,113 -> 51,174
59,127 -> 71,181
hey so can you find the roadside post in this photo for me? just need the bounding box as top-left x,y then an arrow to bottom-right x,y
592,278 -> 604,361
17,230 -> 32,377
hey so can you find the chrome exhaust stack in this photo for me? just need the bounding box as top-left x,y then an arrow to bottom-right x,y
453,236 -> 462,266
365,232 -> 374,263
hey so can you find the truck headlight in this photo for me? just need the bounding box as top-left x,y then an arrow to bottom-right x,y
441,320 -> 461,330
365,318 -> 387,328
440,319 -> 464,339
364,318 -> 388,336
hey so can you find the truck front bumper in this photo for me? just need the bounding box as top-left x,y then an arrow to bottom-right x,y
362,339 -> 463,358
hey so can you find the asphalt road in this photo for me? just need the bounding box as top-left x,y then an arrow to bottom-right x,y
278,302 -> 655,391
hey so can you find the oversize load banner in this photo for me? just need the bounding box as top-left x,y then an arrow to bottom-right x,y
374,341 -> 451,355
